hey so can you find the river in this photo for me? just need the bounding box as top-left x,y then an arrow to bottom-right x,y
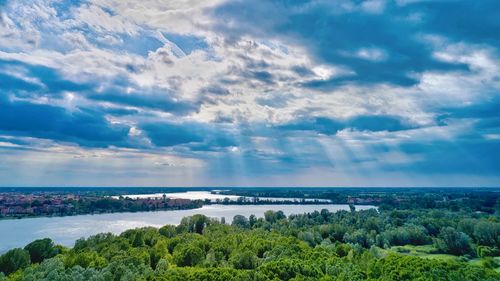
0,204 -> 375,252
111,191 -> 331,202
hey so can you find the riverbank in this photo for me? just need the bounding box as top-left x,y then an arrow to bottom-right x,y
0,204 -> 375,252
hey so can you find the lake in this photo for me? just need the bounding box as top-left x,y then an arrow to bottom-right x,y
0,204 -> 375,253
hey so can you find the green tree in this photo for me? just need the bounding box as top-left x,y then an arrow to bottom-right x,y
473,221 -> 500,247
173,244 -> 205,267
178,215 -> 211,234
232,215 -> 250,229
159,225 -> 177,238
0,248 -> 30,275
155,258 -> 169,274
249,215 -> 257,227
229,250 -> 258,269
264,210 -> 277,223
132,231 -> 145,247
24,238 -> 59,263
436,227 -> 472,255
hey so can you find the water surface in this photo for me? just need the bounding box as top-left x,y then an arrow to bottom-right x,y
113,191 -> 331,202
0,204 -> 374,252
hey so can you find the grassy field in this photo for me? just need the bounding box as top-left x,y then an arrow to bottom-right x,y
384,245 -> 500,272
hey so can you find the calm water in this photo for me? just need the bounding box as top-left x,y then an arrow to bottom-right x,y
0,204 -> 374,252
112,191 -> 331,202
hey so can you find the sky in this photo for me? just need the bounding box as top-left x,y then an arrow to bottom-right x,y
0,0 -> 499,187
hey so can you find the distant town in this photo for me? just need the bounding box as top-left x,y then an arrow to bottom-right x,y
0,192 -> 200,219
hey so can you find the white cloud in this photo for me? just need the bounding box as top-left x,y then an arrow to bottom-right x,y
1,0 -> 499,185
355,47 -> 388,62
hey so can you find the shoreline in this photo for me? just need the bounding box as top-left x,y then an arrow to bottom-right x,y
0,201 -> 375,221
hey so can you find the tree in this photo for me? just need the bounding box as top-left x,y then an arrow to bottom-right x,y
229,250 -> 258,269
276,211 -> 286,221
150,240 -> 169,269
0,248 -> 30,275
344,229 -> 371,248
380,225 -> 430,246
264,210 -> 277,223
473,221 -> 500,247
178,215 -> 211,234
155,258 -> 169,274
264,210 -> 287,223
159,225 -> 177,238
458,218 -> 477,237
232,215 -> 250,229
132,231 -> 145,247
24,238 -> 59,263
437,227 -> 472,256
349,204 -> 356,213
63,250 -> 107,269
173,245 -> 205,267
249,215 -> 257,227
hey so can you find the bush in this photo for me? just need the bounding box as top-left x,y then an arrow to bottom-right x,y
477,246 -> 500,258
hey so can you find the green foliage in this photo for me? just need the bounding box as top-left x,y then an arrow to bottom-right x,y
0,248 -> 30,275
229,250 -> 259,269
159,225 -> 177,238
173,244 -> 205,267
232,215 -> 250,229
473,221 -> 500,247
258,258 -> 322,280
369,253 -> 500,281
436,227 -> 473,256
379,225 -> 431,247
264,210 -> 286,223
24,238 -> 59,264
178,214 -> 212,234
344,229 -> 372,248
63,250 -> 107,269
1,205 -> 499,280
477,246 -> 500,258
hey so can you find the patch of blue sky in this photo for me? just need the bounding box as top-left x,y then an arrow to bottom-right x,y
162,32 -> 209,55
81,28 -> 164,57
51,0 -> 88,20
117,33 -> 164,57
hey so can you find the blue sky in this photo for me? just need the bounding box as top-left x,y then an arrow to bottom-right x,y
0,0 -> 499,187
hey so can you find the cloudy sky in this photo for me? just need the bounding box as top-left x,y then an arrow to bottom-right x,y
0,0 -> 499,187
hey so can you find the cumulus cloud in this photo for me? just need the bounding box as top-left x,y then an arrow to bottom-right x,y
0,0 -> 499,186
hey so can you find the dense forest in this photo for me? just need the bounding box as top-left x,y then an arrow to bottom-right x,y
1,201 -> 499,281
